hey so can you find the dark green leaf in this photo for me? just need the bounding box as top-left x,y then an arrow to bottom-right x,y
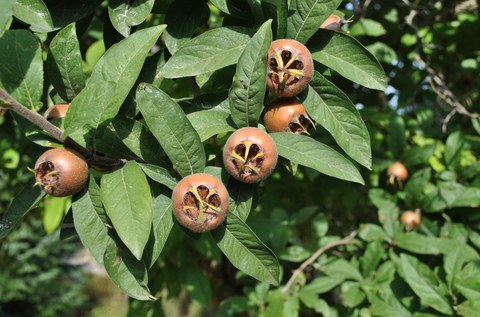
101,161 -> 153,260
286,0 -> 342,44
400,254 -> 453,314
0,0 -> 14,37
46,23 -> 86,101
211,212 -> 280,285
308,30 -> 388,90
72,177 -> 111,263
387,115 -> 406,158
349,19 -> 386,37
112,117 -> 165,165
445,131 -> 464,168
229,20 -> 272,128
0,30 -> 43,110
159,27 -> 252,78
143,195 -> 174,268
303,72 -> 371,168
64,25 -> 165,137
13,0 -> 53,32
108,0 -> 155,37
138,163 -> 177,190
270,132 -> 364,184
187,110 -> 236,142
137,83 -> 206,177
164,0 -> 209,54
104,239 -> 153,300
0,179 -> 44,239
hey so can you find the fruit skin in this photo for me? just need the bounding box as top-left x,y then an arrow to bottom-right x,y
387,161 -> 408,184
172,173 -> 229,232
44,103 -> 70,120
223,127 -> 278,183
263,98 -> 313,134
400,210 -> 421,231
34,147 -> 89,197
320,15 -> 343,31
266,39 -> 314,97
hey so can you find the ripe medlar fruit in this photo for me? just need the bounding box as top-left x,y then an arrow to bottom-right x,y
34,147 -> 89,197
387,161 -> 408,185
263,98 -> 314,134
320,15 -> 343,31
44,103 -> 70,120
266,39 -> 314,97
400,210 -> 421,231
172,173 -> 229,232
223,127 -> 278,183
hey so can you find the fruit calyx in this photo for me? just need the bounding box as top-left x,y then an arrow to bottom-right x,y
230,140 -> 264,177
183,185 -> 222,225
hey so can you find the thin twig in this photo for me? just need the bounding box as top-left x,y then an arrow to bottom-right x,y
281,230 -> 358,294
0,88 -> 125,167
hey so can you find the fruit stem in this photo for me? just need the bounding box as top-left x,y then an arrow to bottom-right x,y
281,230 -> 357,294
0,88 -> 125,168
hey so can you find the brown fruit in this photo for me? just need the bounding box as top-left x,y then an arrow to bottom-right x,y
172,173 -> 229,232
400,210 -> 421,231
223,127 -> 278,183
263,98 -> 314,134
320,15 -> 343,31
387,161 -> 408,184
34,148 -> 89,197
44,103 -> 70,120
266,39 -> 314,97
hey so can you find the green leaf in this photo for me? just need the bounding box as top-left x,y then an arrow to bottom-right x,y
187,110 -> 236,142
228,20 -> 272,128
46,23 -> 86,101
159,26 -> 252,78
227,181 -> 255,222
303,72 -> 371,168
211,212 -> 280,285
103,239 -> 153,300
323,259 -> 364,282
108,0 -> 155,37
64,25 -> 165,138
43,196 -> 70,234
278,245 -> 311,262
361,241 -> 385,277
100,161 -> 153,260
72,177 -> 111,263
0,30 -> 43,110
137,83 -> 206,177
138,163 -> 177,190
164,0 -> 209,54
286,0 -> 342,44
455,262 -> 480,301
457,301 -> 480,317
358,223 -> 387,242
349,19 -> 387,37
445,131 -> 463,168
308,30 -> 388,90
0,0 -> 14,37
387,115 -> 406,158
13,0 -> 53,32
262,0 -> 288,39
209,0 -> 249,19
404,168 -> 431,207
112,117 -> 165,165
400,254 -> 453,315
143,194 -> 174,268
368,189 -> 399,237
270,132 -> 364,184
395,233 -> 442,255
341,281 -> 366,307
0,179 -> 45,239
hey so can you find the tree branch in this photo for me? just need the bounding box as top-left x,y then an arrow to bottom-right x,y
281,230 -> 358,294
0,88 -> 125,167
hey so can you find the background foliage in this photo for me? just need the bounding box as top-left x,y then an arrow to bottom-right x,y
1,0 -> 480,316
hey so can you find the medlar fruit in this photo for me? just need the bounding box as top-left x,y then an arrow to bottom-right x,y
34,147 -> 89,197
223,127 -> 278,183
387,161 -> 408,184
44,103 -> 70,120
400,210 -> 421,231
172,173 -> 229,232
320,15 -> 343,31
266,39 -> 314,97
263,98 -> 314,134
